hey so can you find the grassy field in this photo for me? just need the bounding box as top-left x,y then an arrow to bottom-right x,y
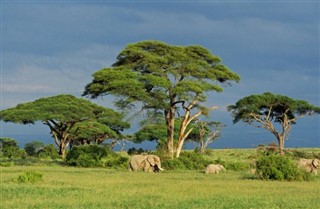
1,148 -> 320,209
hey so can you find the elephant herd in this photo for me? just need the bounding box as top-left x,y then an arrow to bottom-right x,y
129,154 -> 320,175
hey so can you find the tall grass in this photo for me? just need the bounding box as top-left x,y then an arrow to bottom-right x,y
1,165 -> 320,209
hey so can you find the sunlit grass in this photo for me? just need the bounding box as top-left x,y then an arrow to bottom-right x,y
1,164 -> 320,209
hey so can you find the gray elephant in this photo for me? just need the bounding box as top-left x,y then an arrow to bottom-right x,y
297,158 -> 320,175
205,164 -> 226,174
129,154 -> 164,172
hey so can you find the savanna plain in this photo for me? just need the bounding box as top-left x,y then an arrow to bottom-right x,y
1,148 -> 320,209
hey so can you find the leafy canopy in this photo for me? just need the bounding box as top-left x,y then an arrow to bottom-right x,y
0,94 -> 129,157
228,92 -> 320,125
0,94 -> 110,124
83,40 -> 240,110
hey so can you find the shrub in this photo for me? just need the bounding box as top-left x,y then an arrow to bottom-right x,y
256,154 -> 310,181
37,144 -> 60,159
0,138 -> 23,158
24,141 -> 45,156
127,147 -> 146,155
103,156 -> 129,168
212,158 -> 249,171
17,171 -> 43,183
0,161 -> 14,167
225,161 -> 250,171
162,159 -> 185,170
66,145 -> 128,168
161,151 -> 212,170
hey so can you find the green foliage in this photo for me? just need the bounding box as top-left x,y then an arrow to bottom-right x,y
66,145 -> 108,167
228,93 -> 320,152
70,121 -> 119,146
83,39 -> 240,106
16,171 -> 43,183
0,161 -> 15,167
0,138 -> 23,158
0,94 -> 129,158
161,158 -> 186,170
213,158 -> 249,171
127,147 -> 146,155
228,92 -> 320,124
287,149 -> 320,159
256,154 -> 311,181
24,141 -> 45,156
37,144 -> 60,159
162,151 -> 212,170
134,123 -> 168,143
84,40 -> 240,157
66,145 -> 128,168
103,156 -> 129,168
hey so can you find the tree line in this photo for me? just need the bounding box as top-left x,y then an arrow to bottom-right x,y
1,40 -> 319,158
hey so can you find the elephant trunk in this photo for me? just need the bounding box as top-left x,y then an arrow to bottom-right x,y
154,164 -> 164,172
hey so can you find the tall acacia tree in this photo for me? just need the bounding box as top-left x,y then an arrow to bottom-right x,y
84,40 -> 240,158
0,94 -> 129,158
228,92 -> 320,154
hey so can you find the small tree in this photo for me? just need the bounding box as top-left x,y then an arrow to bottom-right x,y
69,121 -> 118,146
190,120 -> 224,154
228,92 -> 320,154
0,137 -> 22,158
0,94 -> 129,158
24,141 -> 45,156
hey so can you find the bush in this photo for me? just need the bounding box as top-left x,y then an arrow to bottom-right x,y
225,161 -> 250,171
103,156 -> 129,168
24,141 -> 45,156
211,158 -> 249,171
37,144 -> 60,159
162,159 -> 185,170
256,154 -> 310,181
162,151 -> 212,170
127,147 -> 146,155
0,138 -> 23,158
17,171 -> 43,183
66,145 -> 128,168
0,161 -> 14,167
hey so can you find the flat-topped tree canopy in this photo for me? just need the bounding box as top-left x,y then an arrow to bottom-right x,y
0,94 -> 129,158
83,40 -> 240,158
83,40 -> 240,109
228,92 -> 320,154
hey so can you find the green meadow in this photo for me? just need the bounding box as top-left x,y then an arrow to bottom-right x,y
1,148 -> 320,209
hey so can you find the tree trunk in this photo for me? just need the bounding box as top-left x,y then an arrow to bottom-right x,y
176,127 -> 193,158
277,134 -> 285,155
59,141 -> 67,159
165,107 -> 175,159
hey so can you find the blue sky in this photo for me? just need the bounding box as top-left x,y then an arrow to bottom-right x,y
1,1 -> 319,149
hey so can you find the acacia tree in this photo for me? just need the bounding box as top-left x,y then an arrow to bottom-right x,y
69,121 -> 118,146
189,120 -> 224,154
0,94 -> 129,158
227,92 -> 320,154
83,40 -> 240,158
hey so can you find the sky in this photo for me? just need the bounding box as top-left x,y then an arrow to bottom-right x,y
1,0 -> 319,149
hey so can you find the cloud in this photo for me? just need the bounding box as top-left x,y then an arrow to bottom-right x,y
1,2 -> 318,148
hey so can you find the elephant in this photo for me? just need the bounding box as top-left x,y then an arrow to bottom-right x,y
129,154 -> 164,172
297,158 -> 320,175
205,164 -> 226,174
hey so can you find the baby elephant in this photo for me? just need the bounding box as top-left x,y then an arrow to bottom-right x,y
297,158 -> 320,175
205,164 -> 226,174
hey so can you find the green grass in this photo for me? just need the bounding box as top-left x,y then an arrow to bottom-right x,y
1,148 -> 320,209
